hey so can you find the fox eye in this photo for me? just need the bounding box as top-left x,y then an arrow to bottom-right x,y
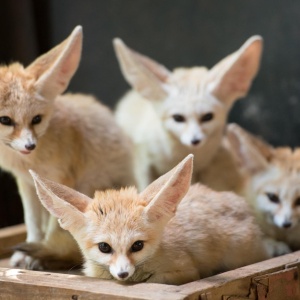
98,242 -> 112,254
172,114 -> 185,122
201,112 -> 214,123
32,115 -> 42,125
0,116 -> 13,126
266,192 -> 280,204
131,241 -> 144,252
294,197 -> 300,206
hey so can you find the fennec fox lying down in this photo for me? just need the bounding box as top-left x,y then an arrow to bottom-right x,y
0,26 -> 134,269
29,155 -> 278,285
114,36 -> 263,191
227,124 -> 300,251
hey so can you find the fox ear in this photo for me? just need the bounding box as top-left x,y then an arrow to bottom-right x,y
208,36 -> 263,106
141,154 -> 193,224
29,170 -> 91,231
113,38 -> 170,101
226,123 -> 273,175
26,26 -> 82,100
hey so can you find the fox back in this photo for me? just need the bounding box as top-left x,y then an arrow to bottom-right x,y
30,155 -> 270,285
1,26 -> 135,269
227,124 -> 300,250
114,36 -> 262,190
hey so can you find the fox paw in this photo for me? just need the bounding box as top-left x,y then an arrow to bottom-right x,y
10,250 -> 44,270
263,238 -> 291,257
13,242 -> 82,271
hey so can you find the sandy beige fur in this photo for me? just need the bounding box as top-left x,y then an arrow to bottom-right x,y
30,155 -> 272,285
0,26 -> 135,269
227,123 -> 300,251
114,36 -> 262,192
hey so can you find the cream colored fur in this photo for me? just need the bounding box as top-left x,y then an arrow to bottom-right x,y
0,26 -> 135,269
29,155 -> 275,285
227,124 -> 300,251
114,36 -> 262,191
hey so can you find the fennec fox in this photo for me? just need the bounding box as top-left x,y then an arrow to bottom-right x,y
0,26 -> 134,269
114,36 -> 263,191
227,124 -> 300,251
29,155 -> 273,285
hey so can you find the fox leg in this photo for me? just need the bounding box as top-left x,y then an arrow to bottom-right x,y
15,216 -> 82,270
43,216 -> 82,268
262,236 -> 291,257
10,179 -> 49,268
14,177 -> 82,270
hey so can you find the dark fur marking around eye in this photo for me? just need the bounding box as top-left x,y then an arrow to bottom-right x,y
98,242 -> 112,254
294,197 -> 300,207
172,114 -> 185,122
0,116 -> 14,126
31,115 -> 42,125
131,241 -> 144,252
266,192 -> 280,204
200,112 -> 214,123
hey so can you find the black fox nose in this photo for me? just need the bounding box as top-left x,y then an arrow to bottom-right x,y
282,221 -> 292,228
191,139 -> 201,145
118,272 -> 129,279
25,143 -> 36,151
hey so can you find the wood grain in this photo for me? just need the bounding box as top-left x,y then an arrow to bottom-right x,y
0,224 -> 26,258
0,225 -> 299,299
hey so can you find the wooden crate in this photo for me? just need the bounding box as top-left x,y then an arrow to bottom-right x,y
0,224 -> 299,300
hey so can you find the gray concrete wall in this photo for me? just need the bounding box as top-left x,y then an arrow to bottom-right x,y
1,0 -> 300,227
50,0 -> 300,146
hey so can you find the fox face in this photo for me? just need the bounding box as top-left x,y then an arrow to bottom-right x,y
114,36 -> 263,148
0,26 -> 82,155
227,124 -> 300,230
161,69 -> 226,147
251,153 -> 300,229
29,155 -> 193,281
80,188 -> 162,281
0,66 -> 53,154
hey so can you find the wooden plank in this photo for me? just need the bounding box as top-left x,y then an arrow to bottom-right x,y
0,223 -> 299,299
179,250 -> 300,299
254,267 -> 300,300
0,224 -> 26,258
0,268 -> 188,300
0,251 -> 299,299
0,258 -> 10,268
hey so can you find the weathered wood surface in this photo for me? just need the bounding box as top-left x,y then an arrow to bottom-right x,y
0,269 -> 187,300
0,251 -> 299,299
0,225 -> 299,299
0,224 -> 26,257
180,251 -> 300,299
0,258 -> 9,268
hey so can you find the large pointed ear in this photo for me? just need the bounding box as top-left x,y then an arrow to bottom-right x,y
29,170 -> 91,231
26,26 -> 83,100
141,154 -> 193,224
113,38 -> 170,101
208,36 -> 263,106
226,123 -> 273,175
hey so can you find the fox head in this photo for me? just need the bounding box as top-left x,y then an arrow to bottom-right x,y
29,154 -> 193,281
114,37 -> 262,148
227,124 -> 300,230
0,26 -> 82,155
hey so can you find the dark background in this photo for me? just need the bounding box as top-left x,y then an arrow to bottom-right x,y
1,0 -> 300,227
